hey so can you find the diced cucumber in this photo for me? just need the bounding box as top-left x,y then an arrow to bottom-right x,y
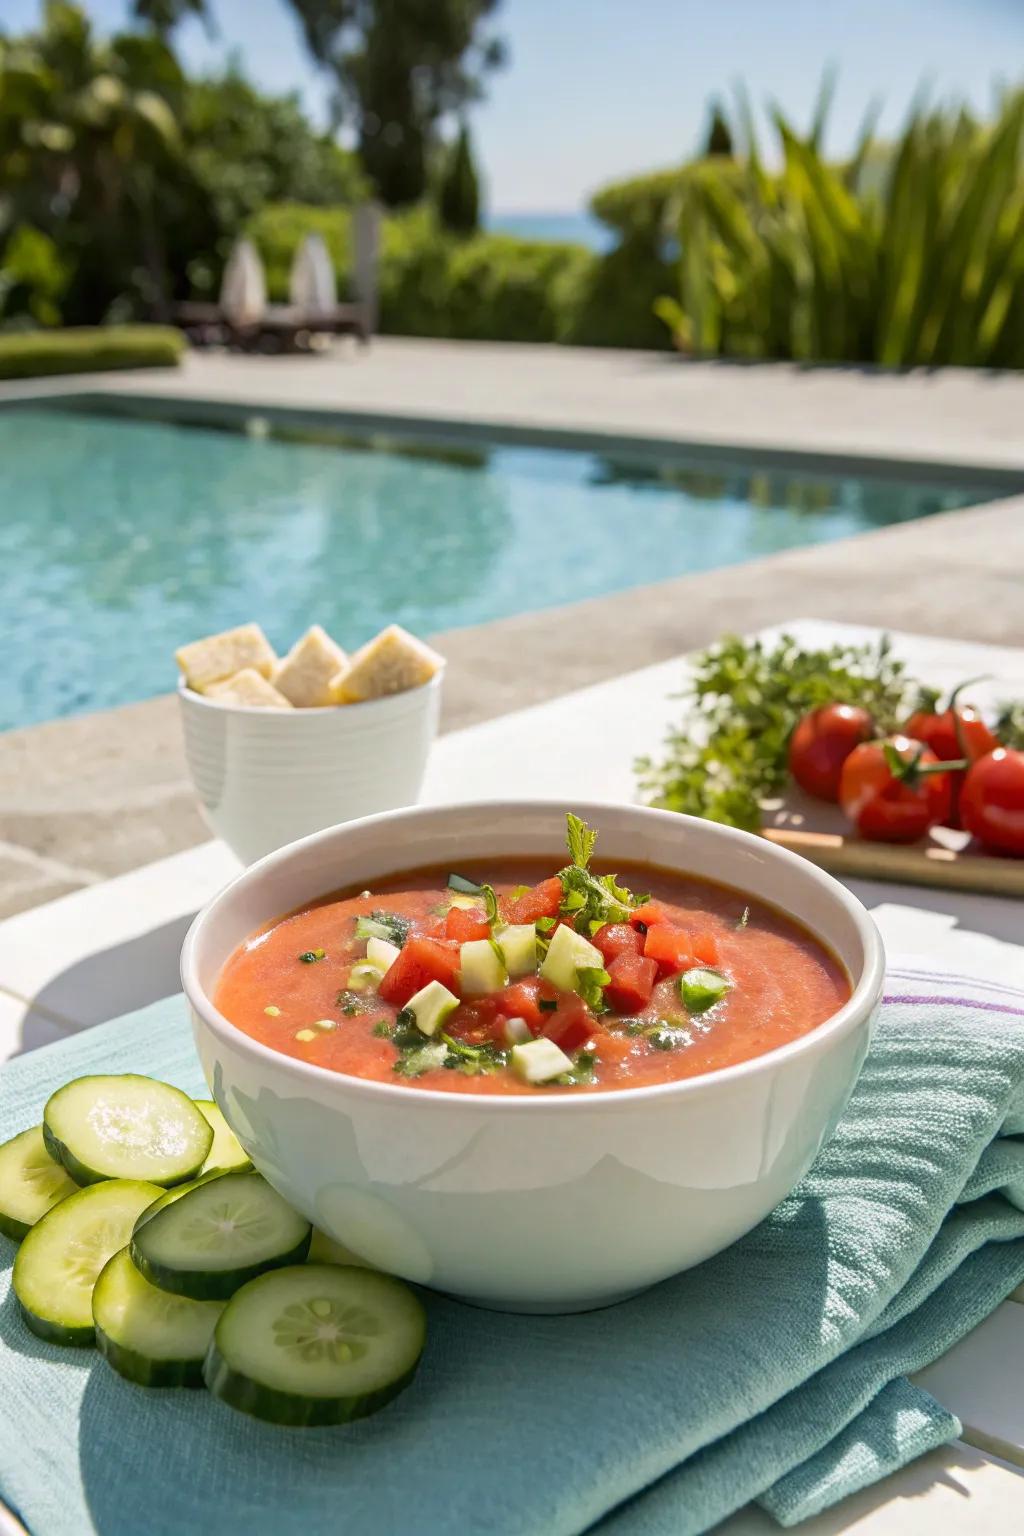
366,937 -> 400,974
93,1247 -> 225,1388
402,980 -> 459,1038
195,1101 -> 252,1176
13,1179 -> 161,1345
502,1016 -> 533,1047
510,1038 -> 573,1085
43,1075 -> 213,1188
459,937 -> 507,995
0,1125 -> 79,1242
539,924 -> 605,993
307,1227 -> 371,1268
347,961 -> 384,992
494,923 -> 537,978
680,967 -> 732,1013
204,1264 -> 426,1426
130,1169 -> 312,1300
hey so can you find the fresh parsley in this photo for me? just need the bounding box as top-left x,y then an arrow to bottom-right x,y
438,1032 -> 509,1076
298,948 -> 326,964
354,911 -> 411,948
736,906 -> 750,930
392,1041 -> 449,1077
336,989 -> 371,1016
553,1048 -> 597,1086
636,633 -> 912,831
575,966 -> 611,1012
555,814 -> 649,932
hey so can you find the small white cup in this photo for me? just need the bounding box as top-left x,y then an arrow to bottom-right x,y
178,671 -> 443,865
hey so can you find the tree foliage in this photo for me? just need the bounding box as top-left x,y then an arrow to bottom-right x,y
703,99 -> 733,157
286,0 -> 505,206
438,121 -> 480,233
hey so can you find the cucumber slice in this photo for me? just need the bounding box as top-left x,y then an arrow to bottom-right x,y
93,1247 -> 224,1388
539,924 -> 604,993
365,936 -> 400,974
459,937 -> 507,995
43,1075 -> 213,1188
13,1179 -> 161,1345
403,979 -> 459,1038
0,1125 -> 80,1242
131,1169 -> 312,1300
204,1264 -> 426,1426
494,923 -> 538,979
194,1101 -> 252,1176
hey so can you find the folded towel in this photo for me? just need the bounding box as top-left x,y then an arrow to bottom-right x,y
1,966 -> 1022,1536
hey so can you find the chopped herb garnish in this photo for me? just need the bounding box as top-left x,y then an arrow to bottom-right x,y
650,1031 -> 677,1051
555,814 -> 649,933
680,967 -> 732,1014
737,906 -> 750,930
371,1020 -> 393,1038
575,965 -> 611,1013
447,874 -> 499,925
335,989 -> 370,1015
538,998 -> 559,1013
393,1041 -> 449,1077
298,949 -> 326,964
554,1048 -> 597,1086
438,1032 -> 509,1076
355,911 -> 411,948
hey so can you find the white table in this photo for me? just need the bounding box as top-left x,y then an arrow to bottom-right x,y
1,619 -> 1023,1535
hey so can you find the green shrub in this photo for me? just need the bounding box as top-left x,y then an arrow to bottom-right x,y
0,325 -> 186,379
658,90 -> 1024,367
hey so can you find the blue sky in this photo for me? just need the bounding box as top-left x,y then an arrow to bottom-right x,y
7,0 -> 1023,212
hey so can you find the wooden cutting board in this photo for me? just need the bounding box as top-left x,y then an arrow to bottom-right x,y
761,787 -> 1024,896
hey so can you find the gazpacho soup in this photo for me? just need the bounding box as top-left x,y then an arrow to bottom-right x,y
216,815 -> 850,1094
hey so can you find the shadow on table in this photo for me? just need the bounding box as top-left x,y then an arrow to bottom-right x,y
26,914 -> 196,1046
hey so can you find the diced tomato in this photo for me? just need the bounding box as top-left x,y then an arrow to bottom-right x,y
502,878 -> 562,925
542,992 -> 594,1053
444,906 -> 491,943
377,937 -> 461,1007
690,930 -> 720,966
593,923 -> 642,962
629,900 -> 672,930
498,975 -> 557,1031
604,952 -> 658,1011
642,923 -> 694,976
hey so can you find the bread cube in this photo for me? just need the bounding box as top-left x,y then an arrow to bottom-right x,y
332,625 -> 443,703
273,625 -> 349,708
175,623 -> 276,692
205,669 -> 293,709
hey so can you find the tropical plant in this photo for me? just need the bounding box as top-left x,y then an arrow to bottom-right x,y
438,121 -> 480,234
703,99 -> 733,157
656,81 -> 1024,368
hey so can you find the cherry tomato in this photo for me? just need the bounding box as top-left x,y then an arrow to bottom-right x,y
905,682 -> 998,827
788,704 -> 875,801
960,748 -> 1024,856
838,735 -> 957,843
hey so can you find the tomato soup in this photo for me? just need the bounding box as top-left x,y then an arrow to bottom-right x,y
215,820 -> 849,1095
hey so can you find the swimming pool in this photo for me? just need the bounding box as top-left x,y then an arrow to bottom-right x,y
0,404 -> 1010,729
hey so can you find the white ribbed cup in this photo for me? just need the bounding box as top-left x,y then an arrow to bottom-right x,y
178,671 -> 443,864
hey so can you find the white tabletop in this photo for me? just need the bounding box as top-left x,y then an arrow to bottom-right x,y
1,618 -> 1022,1535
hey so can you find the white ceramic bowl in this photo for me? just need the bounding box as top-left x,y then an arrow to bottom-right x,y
177,671 -> 443,865
182,800 -> 884,1313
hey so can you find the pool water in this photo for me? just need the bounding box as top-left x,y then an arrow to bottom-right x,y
0,406 -> 1007,729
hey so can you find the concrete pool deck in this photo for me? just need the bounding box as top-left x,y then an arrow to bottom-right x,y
2,340 -> 1023,917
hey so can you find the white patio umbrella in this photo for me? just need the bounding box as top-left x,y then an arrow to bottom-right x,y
289,234 -> 337,315
219,238 -> 267,325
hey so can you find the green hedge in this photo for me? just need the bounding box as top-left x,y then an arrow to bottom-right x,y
0,326 -> 186,379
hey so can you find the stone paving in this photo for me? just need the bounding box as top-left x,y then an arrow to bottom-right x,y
2,341 -> 1023,917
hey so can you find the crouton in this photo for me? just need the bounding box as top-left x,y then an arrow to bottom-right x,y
205,669 -> 293,709
332,624 -> 443,703
175,623 -> 276,692
273,625 -> 349,708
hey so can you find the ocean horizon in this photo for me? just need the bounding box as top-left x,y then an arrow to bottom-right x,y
486,211 -> 615,251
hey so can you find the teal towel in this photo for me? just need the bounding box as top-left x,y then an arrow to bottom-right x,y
1,969 -> 1023,1536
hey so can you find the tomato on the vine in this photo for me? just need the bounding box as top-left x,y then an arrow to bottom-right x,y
788,703 -> 875,802
960,748 -> 1024,857
904,680 -> 999,827
838,735 -> 961,843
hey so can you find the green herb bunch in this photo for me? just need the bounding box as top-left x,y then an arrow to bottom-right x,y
636,633 -> 913,831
